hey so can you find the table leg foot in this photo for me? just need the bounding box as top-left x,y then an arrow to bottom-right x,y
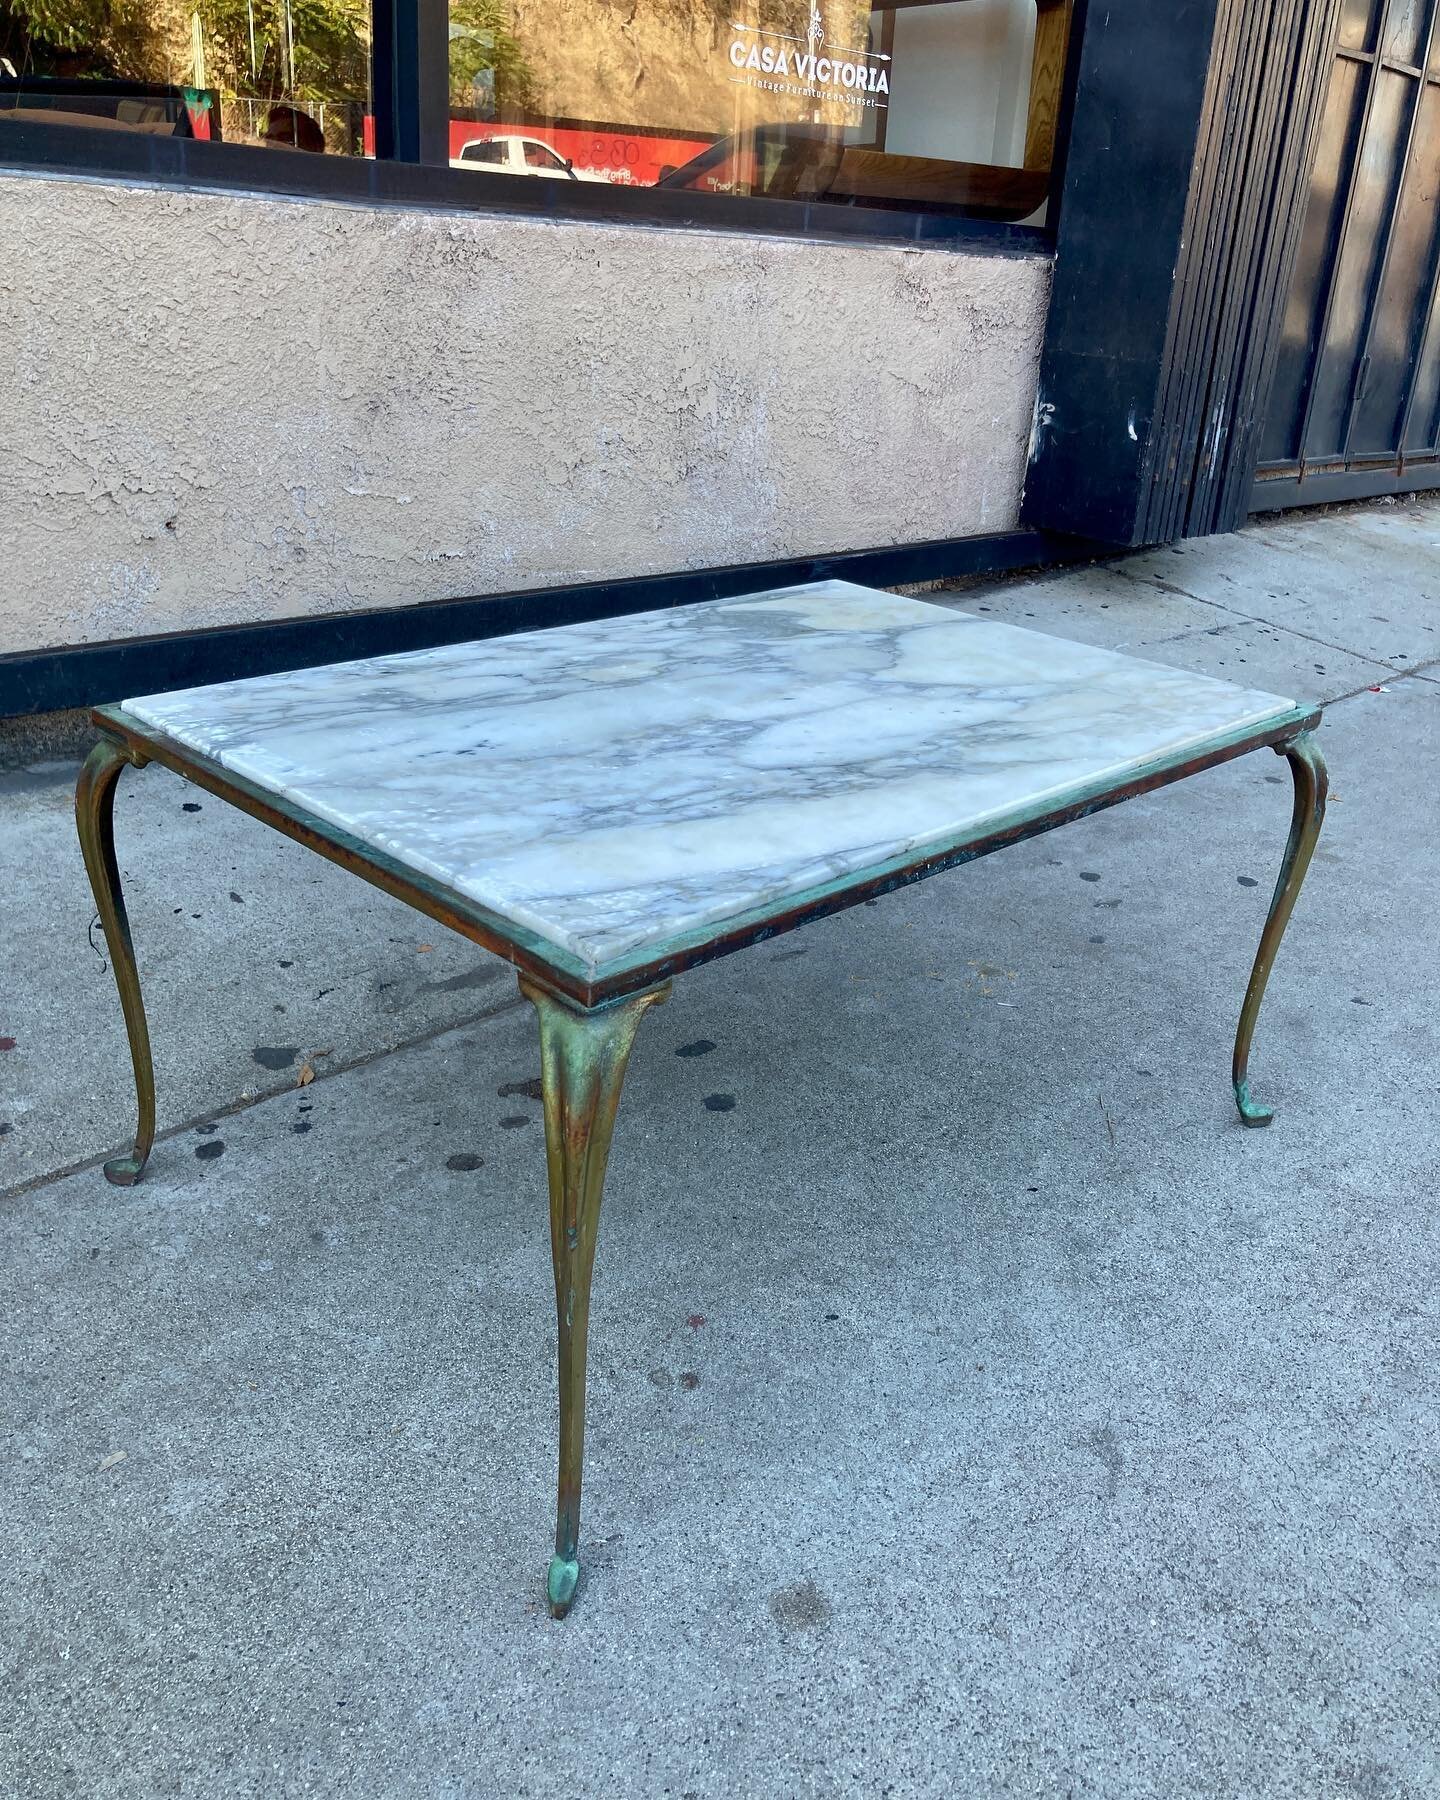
547,1555 -> 581,1619
75,734 -> 157,1186
102,1153 -> 150,1185
1233,1078 -> 1274,1130
1231,730 -> 1327,1128
520,974 -> 671,1622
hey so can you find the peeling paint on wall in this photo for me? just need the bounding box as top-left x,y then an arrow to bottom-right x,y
0,171 -> 1051,655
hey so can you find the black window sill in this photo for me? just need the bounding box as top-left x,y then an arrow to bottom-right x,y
0,529 -> 1086,719
0,120 -> 1054,258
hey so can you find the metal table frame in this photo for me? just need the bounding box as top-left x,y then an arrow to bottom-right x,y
75,696 -> 1328,1618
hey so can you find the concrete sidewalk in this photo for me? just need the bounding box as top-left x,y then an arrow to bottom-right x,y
3,497 -> 1438,1797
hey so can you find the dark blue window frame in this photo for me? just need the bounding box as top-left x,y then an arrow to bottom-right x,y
0,0 -> 1081,255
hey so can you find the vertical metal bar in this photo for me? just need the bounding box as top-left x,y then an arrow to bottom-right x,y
1138,0 -> 1253,543
1205,0 -> 1316,528
1292,20 -> 1388,467
1395,94 -> 1440,449
1180,0 -> 1307,537
1338,0 -> 1440,457
370,0 -> 404,160
1164,0 -> 1317,539
1395,236 -> 1440,453
413,0 -> 450,166
1222,0 -> 1347,526
371,0 -> 448,164
1426,330 -> 1440,447
871,8 -> 895,150
1147,0 -> 1253,542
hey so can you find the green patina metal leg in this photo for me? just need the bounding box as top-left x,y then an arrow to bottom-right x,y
1232,730 -> 1328,1128
75,734 -> 156,1186
519,973 -> 670,1619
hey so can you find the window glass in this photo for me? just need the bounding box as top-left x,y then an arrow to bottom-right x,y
458,135 -> 507,162
1381,0 -> 1426,66
1338,0 -> 1384,52
445,0 -> 1068,219
0,0 -> 371,153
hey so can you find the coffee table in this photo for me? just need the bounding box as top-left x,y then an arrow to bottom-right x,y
75,581 -> 1327,1617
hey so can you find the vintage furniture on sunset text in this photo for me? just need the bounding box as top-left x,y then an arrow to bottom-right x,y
76,584 -> 1327,1617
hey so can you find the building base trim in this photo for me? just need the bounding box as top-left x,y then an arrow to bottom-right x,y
1,530 -> 1086,719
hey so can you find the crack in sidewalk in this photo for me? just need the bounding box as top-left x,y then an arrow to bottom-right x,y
0,989 -> 529,1207
1320,660 -> 1440,705
1108,560 -> 1440,702
1106,561 -> 1435,678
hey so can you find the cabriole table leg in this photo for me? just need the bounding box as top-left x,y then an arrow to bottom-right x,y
75,734 -> 157,1186
1232,729 -> 1329,1128
519,973 -> 671,1618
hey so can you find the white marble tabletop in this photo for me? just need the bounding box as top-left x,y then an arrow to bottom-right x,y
123,582 -> 1302,981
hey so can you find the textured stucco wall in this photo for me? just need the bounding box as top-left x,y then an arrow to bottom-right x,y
0,170 -> 1051,656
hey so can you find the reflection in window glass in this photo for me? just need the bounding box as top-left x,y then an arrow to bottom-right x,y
1382,0 -> 1425,66
445,0 -> 1069,219
1338,0 -> 1383,52
0,0 -> 371,152
457,135 -> 507,163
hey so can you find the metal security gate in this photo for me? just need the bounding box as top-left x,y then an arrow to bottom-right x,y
1254,0 -> 1440,509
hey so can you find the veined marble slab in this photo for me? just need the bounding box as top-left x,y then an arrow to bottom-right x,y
123,582 -> 1302,979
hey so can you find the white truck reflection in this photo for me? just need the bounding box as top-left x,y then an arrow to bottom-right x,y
450,134 -> 611,182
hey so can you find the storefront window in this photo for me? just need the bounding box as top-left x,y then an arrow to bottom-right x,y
445,0 -> 1070,219
0,0 -> 371,153
0,0 -> 1069,223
